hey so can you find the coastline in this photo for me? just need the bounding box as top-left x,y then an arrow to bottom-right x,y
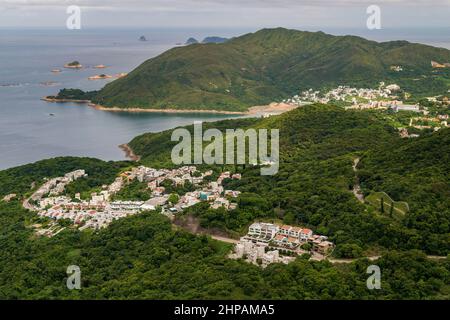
119,143 -> 141,162
88,103 -> 248,115
42,96 -> 298,115
42,97 -> 91,103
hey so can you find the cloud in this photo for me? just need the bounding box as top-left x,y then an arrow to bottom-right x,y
1,0 -> 449,10
1,0 -> 448,27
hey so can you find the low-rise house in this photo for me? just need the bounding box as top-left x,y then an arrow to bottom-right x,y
314,241 -> 335,255
248,223 -> 279,240
232,173 -> 242,180
300,228 -> 313,241
392,104 -> 421,113
224,190 -> 241,198
289,226 -> 303,239
279,225 -> 292,236
211,197 -> 230,209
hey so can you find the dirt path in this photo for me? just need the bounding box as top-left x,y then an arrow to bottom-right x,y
352,158 -> 365,203
209,235 -> 240,244
22,198 -> 36,211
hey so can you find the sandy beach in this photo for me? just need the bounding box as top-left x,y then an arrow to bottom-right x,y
42,95 -> 299,116
89,102 -> 299,115
88,103 -> 249,115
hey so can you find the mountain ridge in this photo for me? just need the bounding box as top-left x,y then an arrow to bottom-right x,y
56,28 -> 450,112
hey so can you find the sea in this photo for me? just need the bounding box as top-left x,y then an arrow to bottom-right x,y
0,27 -> 448,170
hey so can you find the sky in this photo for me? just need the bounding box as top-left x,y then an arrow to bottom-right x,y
0,0 -> 449,29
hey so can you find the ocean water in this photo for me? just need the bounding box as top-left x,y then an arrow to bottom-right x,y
0,27 -> 448,170
0,28 -> 245,170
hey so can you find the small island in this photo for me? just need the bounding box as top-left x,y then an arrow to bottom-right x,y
64,61 -> 83,69
93,64 -> 107,69
139,35 -> 147,42
88,74 -> 112,80
185,37 -> 199,45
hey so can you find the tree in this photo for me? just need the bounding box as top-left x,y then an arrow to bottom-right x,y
390,201 -> 394,217
168,193 -> 179,205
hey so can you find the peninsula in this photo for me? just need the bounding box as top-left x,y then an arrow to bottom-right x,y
47,28 -> 450,113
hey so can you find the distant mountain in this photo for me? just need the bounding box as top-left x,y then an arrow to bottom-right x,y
61,28 -> 450,112
201,36 -> 229,44
185,37 -> 199,45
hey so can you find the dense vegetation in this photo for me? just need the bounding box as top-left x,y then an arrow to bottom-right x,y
0,104 -> 449,299
0,199 -> 448,299
49,88 -> 97,101
57,28 -> 450,111
131,104 -> 450,256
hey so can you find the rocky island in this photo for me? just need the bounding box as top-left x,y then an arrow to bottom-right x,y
64,61 -> 83,69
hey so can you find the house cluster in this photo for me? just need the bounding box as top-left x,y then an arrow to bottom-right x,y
230,222 -> 335,267
283,83 -> 401,106
408,116 -> 449,130
229,240 -> 296,268
25,166 -> 243,234
200,171 -> 241,211
28,170 -> 87,205
347,99 -> 428,115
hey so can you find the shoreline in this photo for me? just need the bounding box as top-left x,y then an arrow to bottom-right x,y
42,97 -> 91,103
88,103 -> 248,115
42,96 -> 298,115
119,143 -> 141,162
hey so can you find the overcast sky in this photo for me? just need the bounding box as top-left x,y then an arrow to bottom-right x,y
0,0 -> 449,29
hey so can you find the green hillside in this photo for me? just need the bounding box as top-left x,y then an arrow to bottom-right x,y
130,104 -> 450,256
1,105 -> 449,299
1,198 -> 448,299
83,28 -> 450,111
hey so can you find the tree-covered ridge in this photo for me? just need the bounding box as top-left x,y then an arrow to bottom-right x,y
87,28 -> 450,111
130,104 -> 449,256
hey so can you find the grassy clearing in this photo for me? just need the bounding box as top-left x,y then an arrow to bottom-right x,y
366,191 -> 409,216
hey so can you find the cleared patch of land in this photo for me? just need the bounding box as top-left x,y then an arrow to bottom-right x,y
366,191 -> 409,216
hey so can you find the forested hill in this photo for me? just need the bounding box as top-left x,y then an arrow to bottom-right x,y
0,105 -> 449,299
130,104 -> 450,256
85,28 -> 450,111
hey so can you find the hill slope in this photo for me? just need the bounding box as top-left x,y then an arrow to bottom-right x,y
88,28 -> 450,111
129,104 -> 450,255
